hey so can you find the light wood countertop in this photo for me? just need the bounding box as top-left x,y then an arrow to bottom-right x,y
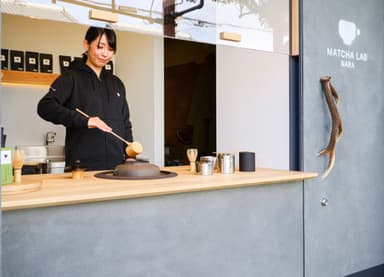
1,166 -> 317,211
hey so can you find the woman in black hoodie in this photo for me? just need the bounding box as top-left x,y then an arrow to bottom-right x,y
38,26 -> 133,170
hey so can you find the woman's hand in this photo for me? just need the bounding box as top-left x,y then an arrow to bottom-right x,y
88,116 -> 112,132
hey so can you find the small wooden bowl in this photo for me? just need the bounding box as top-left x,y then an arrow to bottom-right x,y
72,169 -> 85,180
125,141 -> 143,157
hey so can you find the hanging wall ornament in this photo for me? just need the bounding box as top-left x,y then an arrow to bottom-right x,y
318,76 -> 343,179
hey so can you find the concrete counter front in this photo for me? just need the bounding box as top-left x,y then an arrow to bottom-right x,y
2,167 -> 317,277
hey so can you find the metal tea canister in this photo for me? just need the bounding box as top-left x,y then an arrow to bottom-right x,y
239,151 -> 256,172
219,153 -> 235,174
198,161 -> 214,176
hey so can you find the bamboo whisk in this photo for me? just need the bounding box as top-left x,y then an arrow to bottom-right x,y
13,149 -> 25,183
186,148 -> 198,173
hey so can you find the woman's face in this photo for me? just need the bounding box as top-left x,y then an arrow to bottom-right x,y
84,33 -> 115,71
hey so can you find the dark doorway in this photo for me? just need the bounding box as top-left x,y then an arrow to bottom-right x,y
164,38 -> 216,166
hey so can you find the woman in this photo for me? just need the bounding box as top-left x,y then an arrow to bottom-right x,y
37,26 -> 133,170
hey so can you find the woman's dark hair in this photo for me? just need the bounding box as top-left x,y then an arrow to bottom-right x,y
85,26 -> 117,53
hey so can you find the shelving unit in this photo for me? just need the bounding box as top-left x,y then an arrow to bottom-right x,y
1,70 -> 59,87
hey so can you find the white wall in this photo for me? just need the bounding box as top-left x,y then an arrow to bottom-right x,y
115,32 -> 164,165
1,14 -> 163,165
216,45 -> 290,169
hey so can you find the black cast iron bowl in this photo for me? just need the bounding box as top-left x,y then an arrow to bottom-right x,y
94,160 -> 177,180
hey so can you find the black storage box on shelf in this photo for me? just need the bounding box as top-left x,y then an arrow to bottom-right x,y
59,55 -> 71,74
39,53 -> 53,73
1,49 -> 9,70
73,56 -> 82,63
10,50 -> 24,71
25,51 -> 39,72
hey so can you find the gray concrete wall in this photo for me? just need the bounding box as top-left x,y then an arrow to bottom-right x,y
302,0 -> 384,276
3,182 -> 303,277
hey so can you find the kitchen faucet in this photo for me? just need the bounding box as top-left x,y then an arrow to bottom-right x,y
45,131 -> 56,145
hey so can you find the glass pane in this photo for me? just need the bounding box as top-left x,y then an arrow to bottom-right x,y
216,0 -> 290,53
1,0 -> 290,53
163,0 -> 217,45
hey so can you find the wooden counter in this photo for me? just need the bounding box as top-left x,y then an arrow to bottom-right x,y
1,166 -> 317,211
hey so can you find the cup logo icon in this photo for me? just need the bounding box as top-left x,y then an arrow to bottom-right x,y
338,19 -> 360,46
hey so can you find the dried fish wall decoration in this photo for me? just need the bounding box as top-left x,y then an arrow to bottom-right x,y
318,76 -> 343,179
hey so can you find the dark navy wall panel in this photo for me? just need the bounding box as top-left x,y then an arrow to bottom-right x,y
346,264 -> 384,277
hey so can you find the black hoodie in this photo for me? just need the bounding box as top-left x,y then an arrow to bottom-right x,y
37,59 -> 133,170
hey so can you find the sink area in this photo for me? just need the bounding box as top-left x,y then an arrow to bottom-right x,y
46,145 -> 66,161
16,145 -> 65,163
16,145 -> 65,174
